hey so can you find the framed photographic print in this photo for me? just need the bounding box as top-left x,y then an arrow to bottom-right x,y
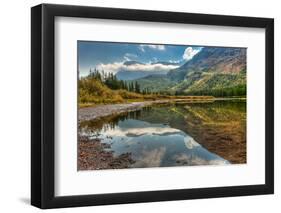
31,3 -> 274,209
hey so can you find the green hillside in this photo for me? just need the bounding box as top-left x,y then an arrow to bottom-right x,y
134,47 -> 247,97
171,71 -> 246,96
130,75 -> 176,94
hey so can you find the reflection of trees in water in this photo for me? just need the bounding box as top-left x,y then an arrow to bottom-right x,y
80,107 -> 153,135
183,100 -> 245,113
127,106 -> 152,120
79,101 -> 246,164
183,101 -> 246,164
80,114 -> 121,135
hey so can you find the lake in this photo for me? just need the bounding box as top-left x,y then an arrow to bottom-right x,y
78,100 -> 246,170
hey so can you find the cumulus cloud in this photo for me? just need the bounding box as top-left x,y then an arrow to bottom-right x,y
96,61 -> 179,74
139,44 -> 166,52
182,47 -> 202,61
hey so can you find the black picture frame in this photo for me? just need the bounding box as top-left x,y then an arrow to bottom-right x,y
31,3 -> 274,209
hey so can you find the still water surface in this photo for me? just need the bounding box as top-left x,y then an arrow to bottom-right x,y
80,100 -> 246,168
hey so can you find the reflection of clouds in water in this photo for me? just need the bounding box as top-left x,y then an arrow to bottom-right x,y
101,126 -> 183,137
85,118 -> 230,167
174,153 -> 229,166
184,137 -> 200,149
133,147 -> 166,167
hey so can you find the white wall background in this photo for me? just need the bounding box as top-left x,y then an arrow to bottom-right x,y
0,0 -> 279,212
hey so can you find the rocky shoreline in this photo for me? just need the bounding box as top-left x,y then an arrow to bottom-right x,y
78,135 -> 135,170
79,100 -> 178,122
78,98 -> 218,122
78,98 -> 246,169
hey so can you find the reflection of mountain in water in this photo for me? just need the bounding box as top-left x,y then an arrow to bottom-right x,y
183,101 -> 246,164
85,119 -> 229,168
79,100 -> 245,169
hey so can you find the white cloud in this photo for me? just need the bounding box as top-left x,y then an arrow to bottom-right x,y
96,61 -> 179,74
139,46 -> 145,52
173,153 -> 229,166
182,47 -> 201,61
124,53 -> 138,61
123,56 -> 130,61
184,137 -> 200,149
139,44 -> 166,52
169,59 -> 182,64
133,147 -> 166,167
101,126 -> 183,137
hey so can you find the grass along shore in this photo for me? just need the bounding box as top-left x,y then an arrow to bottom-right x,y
79,73 -> 216,108
79,72 -> 245,108
79,94 -> 216,108
78,97 -> 246,122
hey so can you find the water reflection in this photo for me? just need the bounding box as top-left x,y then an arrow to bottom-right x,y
183,100 -> 246,163
79,100 -> 246,170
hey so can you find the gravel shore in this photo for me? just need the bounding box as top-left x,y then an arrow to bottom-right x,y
78,97 -> 222,122
79,100 -> 175,122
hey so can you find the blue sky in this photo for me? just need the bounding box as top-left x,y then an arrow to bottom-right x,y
78,41 -> 202,77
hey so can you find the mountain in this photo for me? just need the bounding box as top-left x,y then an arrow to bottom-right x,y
116,61 -> 176,81
130,74 -> 175,93
169,47 -> 246,96
134,47 -> 247,96
116,71 -> 152,81
168,47 -> 246,81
